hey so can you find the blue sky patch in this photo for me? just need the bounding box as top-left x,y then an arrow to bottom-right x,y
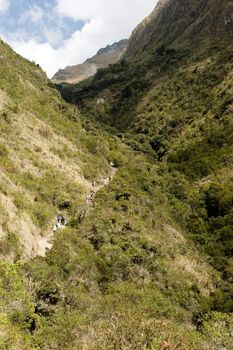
1,0 -> 85,47
0,0 -> 156,77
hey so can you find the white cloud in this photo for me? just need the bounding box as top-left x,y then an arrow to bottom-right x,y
43,28 -> 64,46
0,0 -> 9,13
6,0 -> 157,78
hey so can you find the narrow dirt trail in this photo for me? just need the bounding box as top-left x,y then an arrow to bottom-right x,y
37,237 -> 52,257
37,165 -> 117,257
86,166 -> 116,208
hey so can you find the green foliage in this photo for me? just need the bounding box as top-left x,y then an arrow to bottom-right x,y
0,143 -> 8,158
0,262 -> 36,349
202,312 -> 233,349
0,232 -> 21,259
0,31 -> 233,349
49,34 -> 233,349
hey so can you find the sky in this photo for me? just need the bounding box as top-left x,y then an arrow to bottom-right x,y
0,0 -> 157,78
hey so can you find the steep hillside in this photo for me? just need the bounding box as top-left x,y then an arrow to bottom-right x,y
1,1 -> 233,349
59,0 -> 233,280
52,39 -> 128,84
126,0 -> 233,57
55,0 -> 233,347
0,40 -> 227,350
0,39 -> 114,262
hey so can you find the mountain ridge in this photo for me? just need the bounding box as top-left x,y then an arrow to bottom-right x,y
126,0 -> 233,57
52,39 -> 128,84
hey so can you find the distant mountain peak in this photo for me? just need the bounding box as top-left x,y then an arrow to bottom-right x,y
96,39 -> 128,56
52,39 -> 128,84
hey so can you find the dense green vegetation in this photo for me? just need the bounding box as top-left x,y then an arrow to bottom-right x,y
1,3 -> 233,348
60,43 -> 233,271
55,27 -> 233,350
0,39 -> 116,263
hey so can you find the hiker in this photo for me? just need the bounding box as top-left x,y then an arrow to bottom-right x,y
61,216 -> 67,225
53,214 -> 67,232
57,222 -> 63,229
57,214 -> 67,225
53,222 -> 62,232
57,215 -> 62,223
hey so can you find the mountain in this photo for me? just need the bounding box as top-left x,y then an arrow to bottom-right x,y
57,0 -> 233,345
0,40 -> 115,262
52,39 -> 128,84
126,0 -> 233,57
1,1 -> 233,349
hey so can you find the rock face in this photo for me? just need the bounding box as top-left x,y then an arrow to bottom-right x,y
126,0 -> 233,57
52,39 -> 128,84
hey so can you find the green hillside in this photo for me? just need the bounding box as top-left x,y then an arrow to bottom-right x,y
0,39 -> 116,262
60,0 -> 233,283
1,0 -> 233,349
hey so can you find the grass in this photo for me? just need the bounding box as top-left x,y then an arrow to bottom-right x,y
0,36 -> 232,349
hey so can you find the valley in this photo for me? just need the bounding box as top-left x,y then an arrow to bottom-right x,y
0,1 -> 233,349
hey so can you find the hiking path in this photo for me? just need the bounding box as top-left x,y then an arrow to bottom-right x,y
37,165 -> 117,257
